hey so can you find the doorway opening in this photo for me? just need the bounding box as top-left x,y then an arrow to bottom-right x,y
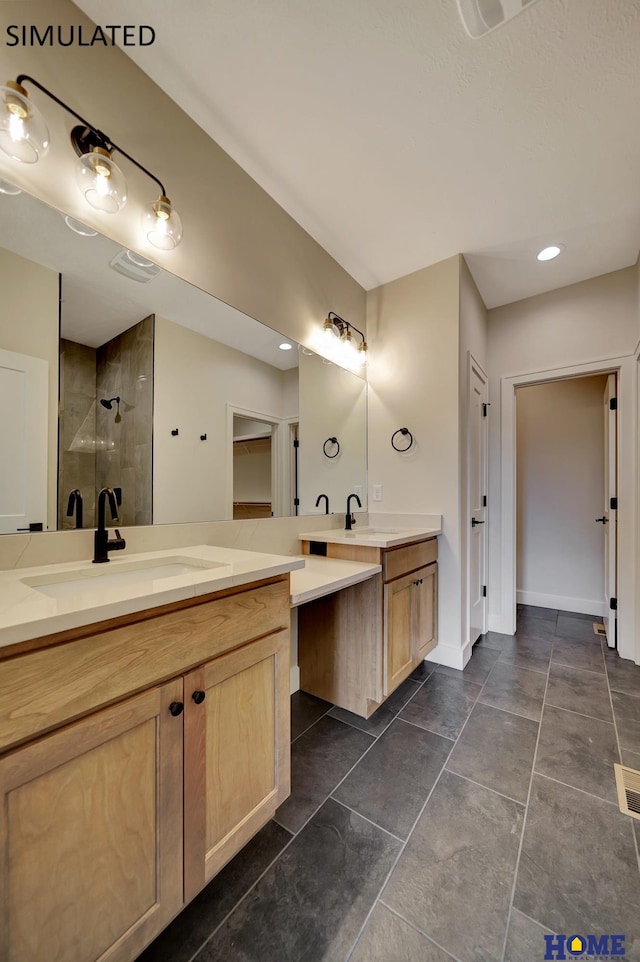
232,415 -> 276,519
515,372 -> 617,647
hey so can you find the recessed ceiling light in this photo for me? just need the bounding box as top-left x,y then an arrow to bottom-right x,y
64,215 -> 98,237
0,178 -> 21,195
279,342 -> 293,351
537,244 -> 563,261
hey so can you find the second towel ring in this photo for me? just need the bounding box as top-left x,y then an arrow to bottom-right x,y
391,427 -> 414,452
323,437 -> 340,459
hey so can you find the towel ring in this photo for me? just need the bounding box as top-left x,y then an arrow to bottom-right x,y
391,427 -> 414,452
323,437 -> 340,459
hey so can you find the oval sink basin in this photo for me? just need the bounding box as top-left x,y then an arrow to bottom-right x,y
21,557 -> 228,598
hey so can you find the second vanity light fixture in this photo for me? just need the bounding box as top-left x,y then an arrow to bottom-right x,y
0,76 -> 183,250
323,312 -> 368,366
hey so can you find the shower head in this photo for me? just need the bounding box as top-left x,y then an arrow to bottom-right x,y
100,396 -> 120,410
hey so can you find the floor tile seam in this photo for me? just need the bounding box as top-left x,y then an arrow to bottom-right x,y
533,771 -> 619,808
342,731 -> 461,962
328,678 -> 426,741
541,702 -> 615,726
498,649 -> 553,962
602,652 -> 640,873
550,657 -> 607,677
509,906 -> 554,935
610,685 -> 640,699
495,658 -> 549,675
394,715 -> 456,741
329,796 -> 406,844
290,705 -> 334,745
442,766 -> 526,808
190,825 -> 299,962
376,901 -> 464,962
477,694 -> 541,724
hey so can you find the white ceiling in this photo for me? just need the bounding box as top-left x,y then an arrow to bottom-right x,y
0,189 -> 298,369
73,0 -> 640,308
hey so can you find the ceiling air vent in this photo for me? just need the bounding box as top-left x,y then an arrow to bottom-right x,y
108,248 -> 161,283
456,0 -> 542,38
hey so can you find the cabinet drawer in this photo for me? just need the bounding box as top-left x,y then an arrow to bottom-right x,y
0,578 -> 290,753
383,539 -> 437,582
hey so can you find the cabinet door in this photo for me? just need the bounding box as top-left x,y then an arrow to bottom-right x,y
0,681 -> 184,962
414,563 -> 438,660
183,629 -> 290,901
384,571 -> 416,697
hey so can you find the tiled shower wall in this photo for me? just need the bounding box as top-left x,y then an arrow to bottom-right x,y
95,315 -> 154,527
58,339 -> 97,529
58,316 -> 154,530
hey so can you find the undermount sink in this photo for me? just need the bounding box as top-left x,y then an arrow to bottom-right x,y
352,527 -> 400,535
21,556 -> 228,598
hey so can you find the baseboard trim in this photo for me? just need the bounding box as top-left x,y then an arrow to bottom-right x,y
426,641 -> 470,671
290,665 -> 300,695
517,589 -> 606,618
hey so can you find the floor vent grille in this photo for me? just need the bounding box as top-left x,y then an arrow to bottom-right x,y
614,764 -> 640,820
593,623 -> 606,637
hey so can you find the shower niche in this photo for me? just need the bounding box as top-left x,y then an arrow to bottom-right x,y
58,315 -> 154,529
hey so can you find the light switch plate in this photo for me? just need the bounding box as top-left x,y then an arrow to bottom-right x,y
372,484 -> 382,501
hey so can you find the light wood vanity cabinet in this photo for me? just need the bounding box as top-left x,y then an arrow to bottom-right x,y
299,537 -> 438,718
0,576 -> 291,962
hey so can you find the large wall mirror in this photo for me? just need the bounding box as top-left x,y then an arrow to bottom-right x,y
0,182 -> 367,533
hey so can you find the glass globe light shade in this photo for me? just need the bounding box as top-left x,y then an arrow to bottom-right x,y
0,82 -> 50,163
142,195 -> 183,250
75,147 -> 127,213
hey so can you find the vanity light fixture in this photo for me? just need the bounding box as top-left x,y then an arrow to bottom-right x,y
63,214 -> 98,237
323,312 -> 368,366
537,244 -> 563,261
0,75 -> 183,248
0,177 -> 22,195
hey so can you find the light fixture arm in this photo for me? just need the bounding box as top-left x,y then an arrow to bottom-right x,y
327,311 -> 366,346
15,74 -> 167,196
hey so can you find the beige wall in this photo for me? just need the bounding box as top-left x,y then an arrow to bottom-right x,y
153,316 -> 291,524
487,267 -> 638,637
367,256 -> 464,662
0,246 -> 59,527
0,0 -> 365,352
516,376 -> 607,615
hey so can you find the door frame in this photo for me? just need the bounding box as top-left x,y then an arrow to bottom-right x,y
466,352 -> 489,644
497,353 -> 637,663
226,405 -> 286,519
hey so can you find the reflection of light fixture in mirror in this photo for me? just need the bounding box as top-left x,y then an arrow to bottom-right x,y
126,249 -> 155,269
0,177 -> 21,195
323,312 -> 368,366
279,342 -> 293,351
63,214 -> 98,237
141,195 -> 183,250
100,395 -> 121,423
0,76 -> 182,247
0,80 -> 49,163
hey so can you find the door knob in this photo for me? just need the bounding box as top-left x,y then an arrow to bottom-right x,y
471,518 -> 485,527
595,517 -> 608,524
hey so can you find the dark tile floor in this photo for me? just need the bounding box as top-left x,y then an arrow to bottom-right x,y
138,606 -> 640,962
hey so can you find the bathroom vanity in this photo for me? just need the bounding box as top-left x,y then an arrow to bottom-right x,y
0,546 -> 301,962
297,526 -> 440,717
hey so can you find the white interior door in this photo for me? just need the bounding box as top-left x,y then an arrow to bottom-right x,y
0,348 -> 49,534
603,374 -> 617,646
468,355 -> 489,642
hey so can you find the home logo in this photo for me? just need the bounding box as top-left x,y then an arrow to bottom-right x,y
543,933 -> 625,960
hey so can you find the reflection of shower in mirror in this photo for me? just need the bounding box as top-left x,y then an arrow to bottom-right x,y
99,396 -> 121,423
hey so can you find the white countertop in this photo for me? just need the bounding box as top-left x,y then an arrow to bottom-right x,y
0,545 -> 304,649
298,524 -> 441,548
289,556 -> 382,607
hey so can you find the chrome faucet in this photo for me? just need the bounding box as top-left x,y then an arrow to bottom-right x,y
93,487 -> 126,563
66,488 -> 83,529
315,493 -> 330,515
345,492 -> 362,530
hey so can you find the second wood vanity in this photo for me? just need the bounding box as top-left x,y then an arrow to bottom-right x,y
297,527 -> 439,718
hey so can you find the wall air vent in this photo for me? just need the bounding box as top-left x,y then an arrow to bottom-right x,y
614,764 -> 640,821
456,0 -> 542,39
108,248 -> 161,284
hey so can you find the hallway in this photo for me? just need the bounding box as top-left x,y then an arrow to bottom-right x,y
139,607 -> 640,962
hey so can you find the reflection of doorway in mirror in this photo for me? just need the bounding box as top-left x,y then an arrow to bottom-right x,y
232,416 -> 274,519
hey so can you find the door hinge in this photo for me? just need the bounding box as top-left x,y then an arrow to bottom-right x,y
482,402 -> 490,417
610,497 -> 617,510
293,498 -> 300,507
482,495 -> 487,507
482,585 -> 487,598
610,397 -> 618,411
293,439 -> 300,448
610,597 -> 618,611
